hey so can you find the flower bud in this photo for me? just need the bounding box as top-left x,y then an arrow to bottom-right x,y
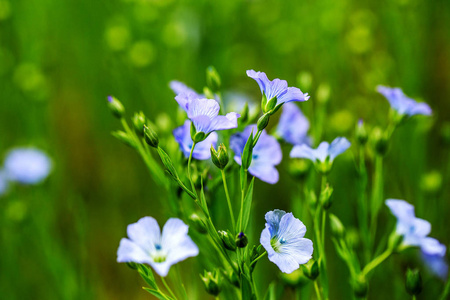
320,183 -> 333,210
257,113 -> 270,131
235,232 -> 248,248
132,111 -> 146,136
371,127 -> 389,156
352,274 -> 368,298
107,96 -> 125,118
301,259 -> 319,280
329,214 -> 345,238
288,159 -> 310,180
189,213 -> 207,234
111,130 -> 136,148
206,66 -> 221,92
307,189 -> 317,210
211,144 -> 229,170
297,71 -> 313,92
190,121 -> 206,143
420,170 -> 442,194
200,269 -> 222,296
316,83 -> 330,104
405,269 -> 422,296
240,102 -> 249,124
126,262 -> 138,270
356,119 -> 368,145
223,270 -> 240,287
143,124 -> 159,148
219,230 -> 236,251
203,86 -> 215,100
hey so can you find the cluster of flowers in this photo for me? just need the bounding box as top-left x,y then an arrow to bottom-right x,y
0,148 -> 52,196
111,68 -> 446,298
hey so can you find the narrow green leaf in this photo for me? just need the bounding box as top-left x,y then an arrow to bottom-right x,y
143,287 -> 173,300
264,281 -> 277,300
241,273 -> 254,300
241,178 -> 255,232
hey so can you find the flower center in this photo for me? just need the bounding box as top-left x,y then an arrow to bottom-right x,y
270,236 -> 286,253
151,244 -> 167,263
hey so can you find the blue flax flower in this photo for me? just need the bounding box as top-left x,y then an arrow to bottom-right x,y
275,102 -> 310,146
187,97 -> 239,135
260,209 -> 313,273
386,199 -> 448,279
117,217 -> 199,277
4,148 -> 52,185
290,137 -> 350,163
247,70 -> 309,111
230,125 -> 282,184
170,81 -> 200,97
377,86 -> 432,117
173,120 -> 218,160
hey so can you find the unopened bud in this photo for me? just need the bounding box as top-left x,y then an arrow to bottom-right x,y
316,83 -> 330,104
371,127 -> 389,156
320,184 -> 333,209
301,259 -> 319,280
297,71 -> 313,92
189,213 -> 207,234
107,96 -> 125,118
257,113 -> 270,131
420,171 -> 442,194
211,144 -> 229,170
235,232 -> 248,248
132,111 -> 146,136
356,119 -> 368,145
200,269 -> 221,296
329,214 -> 345,238
405,269 -> 422,295
223,270 -> 240,287
143,124 -> 159,148
288,159 -> 310,180
111,130 -> 135,148
352,274 -> 368,298
219,230 -> 236,251
206,66 -> 221,92
240,102 -> 249,124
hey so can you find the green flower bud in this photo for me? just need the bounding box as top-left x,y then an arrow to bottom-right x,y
200,269 -> 222,296
223,270 -> 240,287
235,232 -> 248,248
241,132 -> 254,170
189,213 -> 207,234
405,269 -> 422,296
219,230 -> 236,251
288,159 -> 311,180
132,111 -> 146,136
352,274 -> 368,298
316,83 -> 330,104
206,66 -> 221,92
107,96 -> 125,118
320,183 -> 333,210
211,144 -> 229,170
307,189 -> 318,211
371,127 -> 389,156
301,259 -> 319,280
203,86 -> 215,100
240,102 -> 249,124
126,262 -> 138,270
297,71 -> 313,92
190,121 -> 206,143
356,119 -> 368,145
420,170 -> 442,194
111,130 -> 136,148
257,113 -> 270,131
143,124 -> 159,148
329,214 -> 345,238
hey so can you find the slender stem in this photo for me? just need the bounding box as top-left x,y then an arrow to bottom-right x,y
251,251 -> 267,265
362,248 -> 392,277
370,155 -> 384,255
439,276 -> 450,300
239,169 -> 248,232
357,146 -> 370,263
221,170 -> 236,234
161,277 -> 177,300
319,174 -> 329,300
314,281 -> 323,300
187,142 -> 197,195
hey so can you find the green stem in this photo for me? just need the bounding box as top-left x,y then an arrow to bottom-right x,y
370,155 -> 384,255
161,277 -> 177,300
357,146 -> 370,263
314,281 -> 323,300
221,170 -> 236,234
187,142 -> 197,196
238,169 -> 248,232
251,251 -> 267,265
361,248 -> 392,277
439,277 -> 450,300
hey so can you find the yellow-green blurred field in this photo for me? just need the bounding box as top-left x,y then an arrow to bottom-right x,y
1,0 -> 449,299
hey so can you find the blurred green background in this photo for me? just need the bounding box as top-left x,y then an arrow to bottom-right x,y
1,0 -> 449,299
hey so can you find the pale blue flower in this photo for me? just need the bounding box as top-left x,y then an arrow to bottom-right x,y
173,120 -> 218,160
247,70 -> 309,109
230,125 -> 282,184
275,102 -> 310,146
0,170 -> 8,196
421,237 -> 448,279
377,86 -> 432,117
385,199 -> 431,247
117,217 -> 199,277
260,209 -> 313,273
187,97 -> 239,134
170,81 -> 200,97
4,148 -> 52,185
290,137 -> 351,163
